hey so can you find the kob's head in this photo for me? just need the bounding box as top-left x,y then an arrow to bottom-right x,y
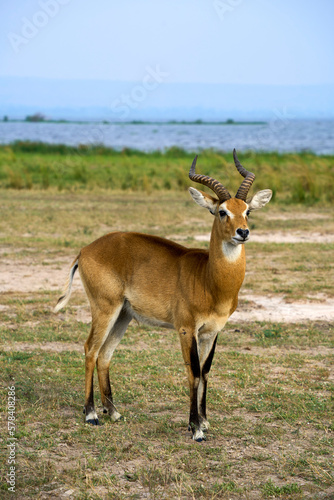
189,149 -> 272,245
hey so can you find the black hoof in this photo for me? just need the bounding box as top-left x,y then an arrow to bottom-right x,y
195,435 -> 206,442
83,407 -> 86,414
86,418 -> 100,426
103,408 -> 108,414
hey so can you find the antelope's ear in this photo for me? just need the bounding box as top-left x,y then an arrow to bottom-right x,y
248,189 -> 272,211
188,187 -> 219,215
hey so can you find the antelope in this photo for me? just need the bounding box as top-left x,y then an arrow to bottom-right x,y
54,149 -> 272,442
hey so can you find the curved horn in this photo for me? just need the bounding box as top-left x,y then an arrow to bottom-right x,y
189,155 -> 231,202
233,149 -> 255,200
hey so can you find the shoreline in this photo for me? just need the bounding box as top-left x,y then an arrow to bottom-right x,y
0,141 -> 332,157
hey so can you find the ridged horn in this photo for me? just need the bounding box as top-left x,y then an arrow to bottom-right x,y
189,155 -> 231,202
233,149 -> 255,200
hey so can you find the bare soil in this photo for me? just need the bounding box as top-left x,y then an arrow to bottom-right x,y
194,231 -> 334,244
0,256 -> 69,293
235,293 -> 334,323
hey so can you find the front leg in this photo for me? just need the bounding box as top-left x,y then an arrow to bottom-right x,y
198,333 -> 218,432
179,327 -> 204,442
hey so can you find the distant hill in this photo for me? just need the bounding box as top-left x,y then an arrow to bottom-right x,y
0,76 -> 333,121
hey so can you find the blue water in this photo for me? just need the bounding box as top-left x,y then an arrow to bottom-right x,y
0,120 -> 333,155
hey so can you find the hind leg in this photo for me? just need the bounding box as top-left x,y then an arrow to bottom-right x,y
96,305 -> 132,421
84,302 -> 123,425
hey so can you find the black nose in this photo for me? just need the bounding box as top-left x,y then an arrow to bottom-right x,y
237,228 -> 249,240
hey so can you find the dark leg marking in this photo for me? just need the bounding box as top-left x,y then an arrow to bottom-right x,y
190,337 -> 201,379
202,335 -> 218,377
200,335 -> 218,422
189,337 -> 203,439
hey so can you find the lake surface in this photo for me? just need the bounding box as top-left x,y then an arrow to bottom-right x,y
0,120 -> 333,155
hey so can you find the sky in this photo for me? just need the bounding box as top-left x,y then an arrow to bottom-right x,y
1,0 -> 334,86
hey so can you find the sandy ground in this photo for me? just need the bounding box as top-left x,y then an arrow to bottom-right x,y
193,231 -> 334,244
234,293 -> 334,323
1,255 -> 334,323
0,257 -> 68,293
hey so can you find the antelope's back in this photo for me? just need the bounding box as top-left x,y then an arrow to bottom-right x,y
77,231 -> 208,313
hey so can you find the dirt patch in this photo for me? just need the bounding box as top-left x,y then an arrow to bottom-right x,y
1,341 -> 84,353
4,340 -> 333,357
194,231 -> 334,244
233,294 -> 334,323
265,213 -> 331,221
0,258 -> 80,293
216,344 -> 334,357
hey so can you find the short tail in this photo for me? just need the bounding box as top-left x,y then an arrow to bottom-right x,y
54,256 -> 79,313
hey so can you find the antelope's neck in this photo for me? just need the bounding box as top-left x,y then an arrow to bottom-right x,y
221,241 -> 243,263
207,219 -> 246,295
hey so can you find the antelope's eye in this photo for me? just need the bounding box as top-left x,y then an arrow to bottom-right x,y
219,210 -> 227,219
